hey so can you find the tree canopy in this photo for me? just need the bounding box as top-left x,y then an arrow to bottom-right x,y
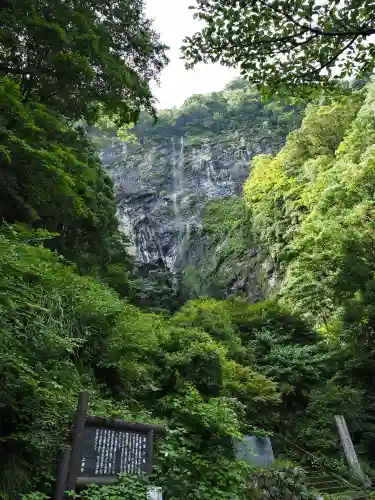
0,77 -> 131,274
0,0 -> 168,123
182,0 -> 375,95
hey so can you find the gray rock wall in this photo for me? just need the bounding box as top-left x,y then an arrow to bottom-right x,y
101,135 -> 257,269
96,83 -> 302,299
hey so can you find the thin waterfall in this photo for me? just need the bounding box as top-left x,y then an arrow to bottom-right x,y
171,137 -> 186,268
207,162 -> 216,183
171,136 -> 184,221
178,136 -> 184,184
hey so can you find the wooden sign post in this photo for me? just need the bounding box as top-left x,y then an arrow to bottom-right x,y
53,447 -> 72,500
67,392 -> 89,491
77,417 -> 157,486
334,415 -> 365,484
53,392 -> 165,500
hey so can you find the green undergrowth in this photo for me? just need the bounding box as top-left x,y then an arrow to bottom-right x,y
0,228 -> 280,498
2,225 -> 360,499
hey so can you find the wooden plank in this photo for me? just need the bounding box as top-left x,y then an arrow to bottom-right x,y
79,426 -> 149,477
85,415 -> 165,434
334,415 -> 365,484
76,476 -> 118,487
147,430 -> 154,471
66,392 -> 89,491
53,447 -> 71,500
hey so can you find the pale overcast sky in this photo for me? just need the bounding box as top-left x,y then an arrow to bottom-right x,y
145,0 -> 239,109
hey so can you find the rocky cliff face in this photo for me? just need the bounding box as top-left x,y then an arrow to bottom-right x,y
102,136 -> 255,267
98,80 -> 303,299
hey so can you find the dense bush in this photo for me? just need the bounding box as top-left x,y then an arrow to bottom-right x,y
244,79 -> 375,460
0,230 -> 283,498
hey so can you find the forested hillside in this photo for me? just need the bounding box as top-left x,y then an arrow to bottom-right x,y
245,83 -> 375,325
2,1 -> 375,500
243,81 -> 375,469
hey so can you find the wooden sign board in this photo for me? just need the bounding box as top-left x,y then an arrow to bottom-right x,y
54,393 -> 165,500
79,426 -> 151,479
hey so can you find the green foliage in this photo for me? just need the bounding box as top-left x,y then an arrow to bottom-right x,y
0,231 -> 125,495
5,1 -> 375,496
173,298 -> 237,343
182,198 -> 255,297
242,78 -> 375,464
0,230 -> 282,499
244,92 -> 363,271
170,297 -> 338,439
21,494 -> 49,500
226,299 -> 332,437
130,79 -> 303,148
15,467 -> 330,500
71,475 -> 150,500
182,0 -> 375,97
154,392 -> 250,500
0,0 -> 168,124
0,78 -> 130,273
243,84 -> 375,322
130,264 -> 182,313
247,467 -> 317,499
296,384 -> 364,455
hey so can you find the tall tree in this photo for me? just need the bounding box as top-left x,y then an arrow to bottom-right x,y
0,78 -> 126,271
0,0 -> 168,123
182,0 -> 375,95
